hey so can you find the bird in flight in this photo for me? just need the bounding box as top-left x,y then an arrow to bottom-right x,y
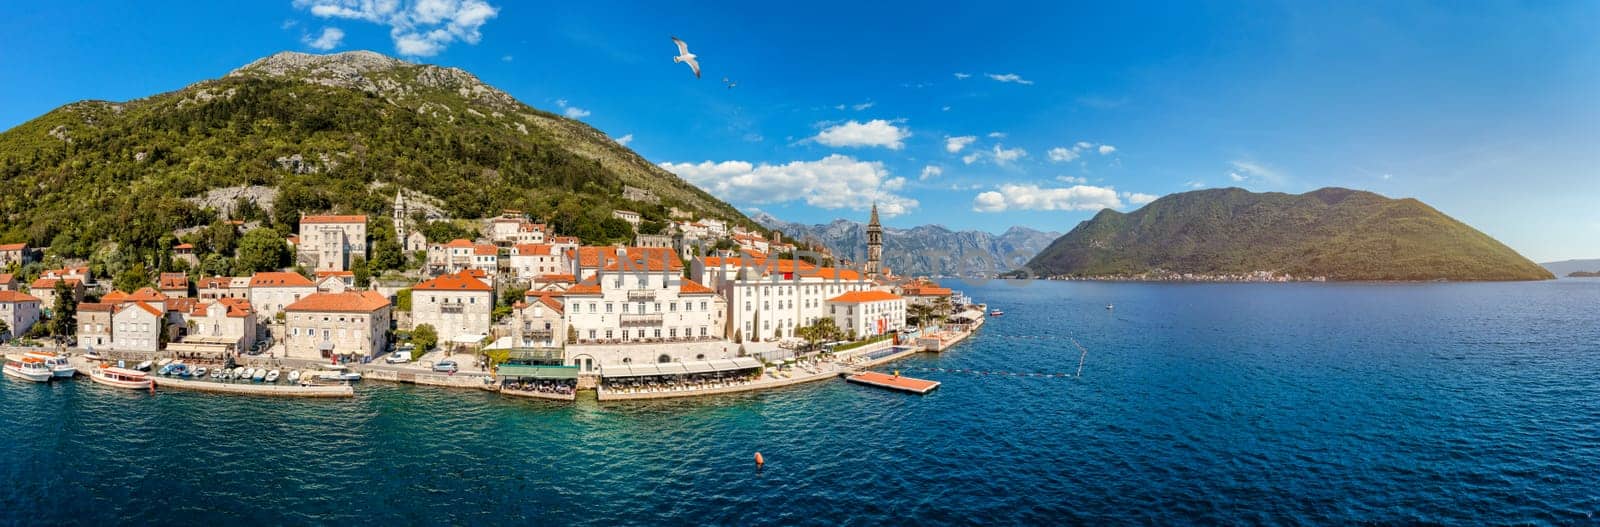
671,36 -> 700,78
722,77 -> 737,89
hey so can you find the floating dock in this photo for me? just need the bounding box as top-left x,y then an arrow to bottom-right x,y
845,371 -> 941,395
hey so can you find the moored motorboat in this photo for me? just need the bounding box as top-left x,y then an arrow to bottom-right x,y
211,368 -> 223,379
989,309 -> 1004,316
135,361 -> 153,372
287,370 -> 301,383
4,355 -> 54,383
251,369 -> 267,382
231,367 -> 245,380
242,367 -> 256,380
24,351 -> 76,378
193,366 -> 208,378
264,370 -> 281,383
89,367 -> 153,389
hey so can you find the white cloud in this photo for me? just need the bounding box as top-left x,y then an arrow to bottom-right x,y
1186,181 -> 1207,189
292,0 -> 499,57
953,72 -> 971,79
972,184 -> 1123,212
944,135 -> 977,153
991,144 -> 1027,165
1122,191 -> 1159,205
920,165 -> 942,180
282,19 -> 300,29
987,131 -> 1006,138
852,101 -> 875,111
1048,147 -> 1079,163
501,54 -> 513,62
303,27 -> 345,50
1075,141 -> 1094,150
813,119 -> 910,150
614,133 -> 633,146
940,106 -> 951,112
1227,160 -> 1285,185
660,155 -> 918,216
554,99 -> 590,118
986,73 -> 1034,85
1381,173 -> 1393,180
1098,145 -> 1116,155
961,152 -> 981,165
1056,175 -> 1087,184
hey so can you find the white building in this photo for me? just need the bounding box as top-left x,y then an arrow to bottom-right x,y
428,239 -> 475,273
510,292 -> 564,349
509,244 -> 565,281
298,215 -> 368,271
178,297 -> 259,351
567,246 -> 682,281
110,301 -> 165,351
692,256 -> 874,342
248,272 -> 318,320
471,244 -> 500,274
0,290 -> 41,339
560,269 -> 725,371
826,290 -> 907,339
283,291 -> 392,359
409,271 -> 494,346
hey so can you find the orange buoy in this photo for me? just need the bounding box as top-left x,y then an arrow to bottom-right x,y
754,452 -> 765,467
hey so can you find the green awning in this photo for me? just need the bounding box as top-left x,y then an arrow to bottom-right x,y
495,364 -> 580,379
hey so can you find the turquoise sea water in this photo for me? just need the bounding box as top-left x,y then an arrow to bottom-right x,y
2,280 -> 1598,525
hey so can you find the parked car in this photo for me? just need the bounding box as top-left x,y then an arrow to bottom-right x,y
384,351 -> 410,364
432,360 -> 458,373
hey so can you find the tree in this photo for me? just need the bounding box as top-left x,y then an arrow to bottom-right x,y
114,263 -> 151,292
235,228 -> 288,273
411,324 -> 438,352
638,220 -> 667,235
567,325 -> 578,344
907,303 -> 936,329
370,238 -> 403,271
395,289 -> 412,311
200,254 -> 233,277
351,256 -> 371,288
50,280 -> 75,338
0,319 -> 10,341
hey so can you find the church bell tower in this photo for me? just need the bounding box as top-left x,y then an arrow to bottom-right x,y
865,203 -> 883,279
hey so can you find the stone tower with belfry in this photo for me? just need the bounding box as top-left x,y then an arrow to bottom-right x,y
865,203 -> 883,279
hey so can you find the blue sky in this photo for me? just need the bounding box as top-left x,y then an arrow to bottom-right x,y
2,1 -> 1597,261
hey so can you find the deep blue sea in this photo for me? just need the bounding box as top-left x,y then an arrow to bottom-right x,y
3,280 -> 1598,525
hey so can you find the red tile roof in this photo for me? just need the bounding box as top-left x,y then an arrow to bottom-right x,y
827,290 -> 903,304
300,215 -> 367,224
535,273 -> 575,283
314,270 -> 355,278
443,238 -> 475,248
285,290 -> 391,313
901,280 -> 953,297
473,244 -> 499,256
521,292 -> 565,313
0,290 -> 40,303
574,246 -> 682,272
565,276 -> 603,295
413,272 -> 493,292
0,273 -> 14,284
101,291 -> 129,303
78,302 -> 116,312
173,243 -> 194,250
805,267 -> 864,281
679,278 -> 716,295
0,243 -> 26,251
30,277 -> 81,290
216,297 -> 255,318
126,301 -> 163,318
197,276 -> 233,289
513,244 -> 553,256
158,273 -> 189,289
250,272 -> 315,288
127,287 -> 168,303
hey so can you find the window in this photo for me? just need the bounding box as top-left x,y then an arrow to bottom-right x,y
588,330 -> 596,339
657,354 -> 671,363
700,327 -> 707,336
605,330 -> 613,339
606,303 -> 613,313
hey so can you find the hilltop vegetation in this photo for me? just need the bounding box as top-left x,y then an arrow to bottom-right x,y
1025,187 -> 1552,281
0,51 -> 755,274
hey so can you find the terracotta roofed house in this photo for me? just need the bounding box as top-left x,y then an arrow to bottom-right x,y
248,271 -> 317,320
410,271 -> 494,346
284,290 -> 392,359
0,290 -> 43,338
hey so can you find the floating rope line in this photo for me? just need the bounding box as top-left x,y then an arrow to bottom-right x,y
893,367 -> 1080,378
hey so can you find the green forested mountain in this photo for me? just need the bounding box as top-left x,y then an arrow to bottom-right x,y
1025,187 -> 1552,281
0,51 -> 755,268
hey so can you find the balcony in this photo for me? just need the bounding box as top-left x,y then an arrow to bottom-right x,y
626,289 -> 656,301
440,304 -> 465,315
619,313 -> 663,326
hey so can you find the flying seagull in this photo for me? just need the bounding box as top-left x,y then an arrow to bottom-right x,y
722,77 -> 737,89
671,36 -> 700,78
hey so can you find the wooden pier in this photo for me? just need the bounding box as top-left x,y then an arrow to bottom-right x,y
845,371 -> 941,395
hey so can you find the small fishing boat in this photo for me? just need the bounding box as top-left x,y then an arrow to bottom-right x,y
989,309 -> 1004,316
193,366 -> 208,378
176,364 -> 192,377
264,370 -> 281,383
210,368 -> 223,380
1106,304 -> 1114,310
4,355 -> 54,383
158,363 -> 177,376
135,360 -> 153,372
251,369 -> 267,382
25,351 -> 76,378
242,367 -> 256,380
288,370 -> 301,383
232,367 -> 245,380
89,367 -> 152,390
84,347 -> 105,361
314,367 -> 363,382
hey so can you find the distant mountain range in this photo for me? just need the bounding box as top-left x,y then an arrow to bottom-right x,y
753,213 -> 1059,277
1539,259 -> 1600,277
1025,187 -> 1553,281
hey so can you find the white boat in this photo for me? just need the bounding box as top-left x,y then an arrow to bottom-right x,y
232,367 -> 246,380
135,361 -> 153,372
210,368 -> 223,379
84,348 -> 104,361
287,370 -> 301,383
242,367 -> 256,380
1106,304 -> 1114,310
264,370 -> 280,383
251,369 -> 266,382
4,355 -> 54,383
25,352 -> 76,378
193,366 -> 208,378
314,369 -> 363,382
89,367 -> 152,390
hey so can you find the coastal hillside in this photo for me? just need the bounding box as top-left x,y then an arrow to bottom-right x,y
1539,258 -> 1600,277
1025,187 -> 1552,281
754,212 -> 1059,277
0,50 -> 756,262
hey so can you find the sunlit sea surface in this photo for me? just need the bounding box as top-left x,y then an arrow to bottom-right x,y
2,280 -> 1597,525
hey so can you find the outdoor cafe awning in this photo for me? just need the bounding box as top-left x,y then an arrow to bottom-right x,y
495,364 -> 580,380
599,357 -> 765,378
